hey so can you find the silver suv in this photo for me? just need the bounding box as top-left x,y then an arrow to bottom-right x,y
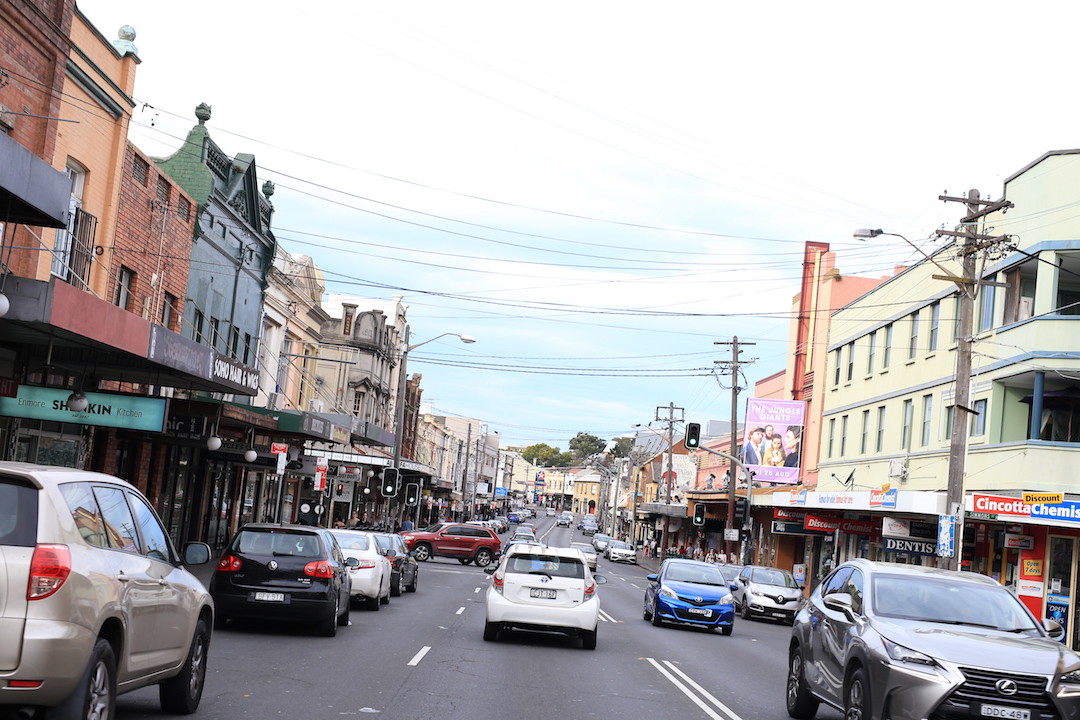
787,559 -> 1080,720
0,462 -> 214,718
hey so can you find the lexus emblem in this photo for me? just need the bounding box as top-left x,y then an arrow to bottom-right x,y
268,561 -> 278,570
995,679 -> 1018,696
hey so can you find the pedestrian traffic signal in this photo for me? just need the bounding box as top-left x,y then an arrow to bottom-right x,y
381,468 -> 399,497
693,503 -> 706,526
404,482 -> 420,506
685,422 -> 701,448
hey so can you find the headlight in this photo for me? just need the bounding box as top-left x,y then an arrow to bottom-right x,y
659,585 -> 678,600
1058,665 -> 1080,694
883,638 -> 937,666
719,593 -> 734,605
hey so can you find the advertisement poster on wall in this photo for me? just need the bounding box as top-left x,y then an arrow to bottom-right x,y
741,398 -> 807,485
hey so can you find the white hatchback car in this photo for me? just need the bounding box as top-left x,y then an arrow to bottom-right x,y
330,530 -> 392,610
483,545 -> 607,649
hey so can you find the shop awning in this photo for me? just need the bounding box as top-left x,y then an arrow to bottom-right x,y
0,133 -> 69,228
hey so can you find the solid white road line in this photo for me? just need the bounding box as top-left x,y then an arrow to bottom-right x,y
407,646 -> 431,666
456,606 -> 465,615
645,658 -> 725,720
662,661 -> 744,720
597,608 -> 618,623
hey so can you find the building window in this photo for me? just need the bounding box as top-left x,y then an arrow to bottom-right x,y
177,196 -> 191,222
116,266 -> 134,311
193,309 -> 205,343
979,284 -> 997,332
901,399 -> 914,450
162,292 -> 177,330
840,415 -> 848,456
229,327 -> 241,359
921,394 -> 933,446
244,333 -> 252,365
209,318 -> 221,350
833,348 -> 841,386
827,418 -> 836,458
156,176 -> 170,204
928,302 -> 940,351
970,399 -> 988,436
866,331 -> 876,374
860,409 -> 870,454
882,324 -> 892,368
875,406 -> 886,452
908,311 -> 919,359
846,342 -> 855,382
133,155 -> 149,186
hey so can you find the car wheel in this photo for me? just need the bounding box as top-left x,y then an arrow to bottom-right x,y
483,621 -> 500,642
338,597 -> 351,626
413,543 -> 431,562
159,619 -> 209,714
380,584 -> 390,604
643,603 -> 652,621
741,600 -> 753,620
320,596 -> 339,637
406,569 -> 418,593
786,646 -> 820,719
582,627 -> 597,650
720,623 -> 733,636
651,605 -> 665,627
53,638 -> 116,720
391,573 -> 404,597
474,549 -> 494,567
458,558 -> 472,565
844,668 -> 869,720
366,593 -> 380,611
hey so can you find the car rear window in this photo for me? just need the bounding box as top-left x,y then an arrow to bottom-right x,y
331,532 -> 370,551
234,530 -> 322,557
506,555 -> 585,579
0,477 -> 38,546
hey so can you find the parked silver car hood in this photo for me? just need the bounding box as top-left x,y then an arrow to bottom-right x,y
876,618 -> 1079,673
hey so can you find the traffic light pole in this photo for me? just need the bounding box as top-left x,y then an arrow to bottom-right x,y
696,445 -> 755,557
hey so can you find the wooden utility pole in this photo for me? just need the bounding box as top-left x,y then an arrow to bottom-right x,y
655,402 -> 683,557
715,337 -> 754,562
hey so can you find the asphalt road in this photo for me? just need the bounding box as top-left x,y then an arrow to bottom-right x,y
115,516 -> 846,720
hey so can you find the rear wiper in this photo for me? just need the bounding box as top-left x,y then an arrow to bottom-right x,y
527,570 -> 553,578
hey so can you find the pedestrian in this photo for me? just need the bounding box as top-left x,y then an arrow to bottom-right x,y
649,537 -> 657,558
705,548 -> 716,564
400,516 -> 414,532
693,545 -> 703,561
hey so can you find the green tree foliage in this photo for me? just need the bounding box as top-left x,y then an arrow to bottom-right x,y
609,436 -> 634,458
522,443 -> 571,467
569,432 -> 606,462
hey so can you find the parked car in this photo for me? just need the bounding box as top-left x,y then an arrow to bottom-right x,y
211,523 -> 355,637
715,563 -> 743,584
733,564 -> 804,623
400,522 -> 502,567
330,529 -> 392,610
483,544 -> 608,649
570,542 -> 598,570
604,540 -> 636,563
373,531 -> 419,595
0,462 -> 215,718
786,559 -> 1080,720
644,558 -> 735,635
556,512 -> 573,528
493,516 -> 510,533
591,533 -> 613,553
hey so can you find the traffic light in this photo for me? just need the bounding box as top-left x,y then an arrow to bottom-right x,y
335,482 -> 345,497
404,482 -> 420,506
381,468 -> 399,497
685,422 -> 701,448
693,503 -> 706,526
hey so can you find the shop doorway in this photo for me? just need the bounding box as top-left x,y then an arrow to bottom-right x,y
1047,535 -> 1078,649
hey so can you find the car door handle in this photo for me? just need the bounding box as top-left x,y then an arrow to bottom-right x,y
117,572 -> 130,582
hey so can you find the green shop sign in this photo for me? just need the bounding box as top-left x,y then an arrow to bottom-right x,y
0,387 -> 167,432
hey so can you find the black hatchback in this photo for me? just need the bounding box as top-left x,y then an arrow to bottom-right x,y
210,524 -> 357,637
373,532 -> 419,596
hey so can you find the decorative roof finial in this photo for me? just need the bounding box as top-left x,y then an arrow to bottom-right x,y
262,180 -> 275,198
195,103 -> 211,124
112,25 -> 138,56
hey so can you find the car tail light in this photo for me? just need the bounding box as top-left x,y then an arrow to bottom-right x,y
8,680 -> 43,688
355,560 -> 377,569
584,578 -> 596,598
27,544 -> 70,600
216,554 -> 242,572
492,569 -> 505,595
304,560 -> 334,578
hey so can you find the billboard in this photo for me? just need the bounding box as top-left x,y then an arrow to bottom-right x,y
741,398 -> 806,485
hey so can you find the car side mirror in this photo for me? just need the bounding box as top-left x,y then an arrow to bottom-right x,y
731,583 -> 739,592
823,591 -> 854,616
345,557 -> 360,568
483,565 -> 496,575
593,575 -> 608,584
646,574 -> 658,582
1044,617 -> 1065,640
183,542 -> 212,566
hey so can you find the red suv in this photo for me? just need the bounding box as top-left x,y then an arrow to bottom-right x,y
400,523 -> 502,567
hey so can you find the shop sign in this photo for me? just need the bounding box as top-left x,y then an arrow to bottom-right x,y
804,514 -> 840,532
1023,492 -> 1063,505
0,386 -> 167,431
772,520 -> 831,537
1017,579 -> 1044,598
882,537 -> 936,555
883,517 -> 937,539
271,442 -> 289,455
838,518 -> 877,535
774,508 -> 806,520
966,511 -> 997,521
869,488 -> 898,508
974,493 -> 1080,524
330,423 -> 350,445
789,488 -> 807,505
1004,533 -> 1034,550
166,414 -> 207,438
1023,559 -> 1043,576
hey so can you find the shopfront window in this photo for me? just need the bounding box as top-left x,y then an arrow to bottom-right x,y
1048,536 -> 1076,649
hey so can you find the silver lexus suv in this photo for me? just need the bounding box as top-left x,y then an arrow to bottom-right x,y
787,559 -> 1080,720
0,462 -> 214,719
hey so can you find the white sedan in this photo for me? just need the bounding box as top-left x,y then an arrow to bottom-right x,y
330,530 -> 392,610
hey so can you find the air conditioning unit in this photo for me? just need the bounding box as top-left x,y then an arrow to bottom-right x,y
1019,297 -> 1034,320
308,399 -> 325,413
888,458 -> 908,482
266,392 -> 281,410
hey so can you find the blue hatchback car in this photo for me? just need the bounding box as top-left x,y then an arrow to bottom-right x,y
644,559 -> 735,635
507,512 -> 522,523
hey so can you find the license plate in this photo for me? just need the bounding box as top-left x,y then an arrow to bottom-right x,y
529,588 -> 557,599
979,705 -> 1030,720
254,592 -> 285,602
687,607 -> 712,616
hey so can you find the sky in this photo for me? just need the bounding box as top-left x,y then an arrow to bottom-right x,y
77,1 -> 1080,449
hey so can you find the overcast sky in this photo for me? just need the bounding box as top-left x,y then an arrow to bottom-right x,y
78,1 -> 1080,448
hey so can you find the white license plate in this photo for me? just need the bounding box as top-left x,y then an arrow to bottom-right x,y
687,607 -> 712,616
980,705 -> 1030,720
254,592 -> 285,602
530,588 -> 557,599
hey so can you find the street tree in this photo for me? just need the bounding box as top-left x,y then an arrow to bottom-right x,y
521,443 -> 572,467
569,432 -> 606,462
609,436 -> 634,458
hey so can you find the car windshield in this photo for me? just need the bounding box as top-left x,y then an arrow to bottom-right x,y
330,532 -> 370,551
512,532 -> 534,541
506,554 -> 585,579
872,574 -> 1039,630
717,565 -> 741,582
609,541 -> 631,550
421,523 -> 447,533
595,534 -> 611,541
235,530 -> 322,557
570,543 -> 594,554
666,564 -> 725,585
749,567 -> 799,588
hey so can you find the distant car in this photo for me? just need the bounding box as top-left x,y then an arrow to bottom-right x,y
0,462 -> 215,718
493,516 -> 510,533
483,544 -> 608,649
504,530 -> 537,552
644,558 -> 735,635
569,542 -> 598,570
400,522 -> 502,567
546,508 -> 556,517
372,531 -> 419,595
556,512 -> 572,527
786,559 -> 1079,720
508,512 -> 522,524
211,523 -> 356,637
715,563 -> 743,584
330,529 -> 392,610
580,519 -> 599,536
732,565 -> 803,624
605,540 -> 636,563
591,533 -> 613,553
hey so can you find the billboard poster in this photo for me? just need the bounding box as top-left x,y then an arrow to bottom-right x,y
741,398 -> 806,485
